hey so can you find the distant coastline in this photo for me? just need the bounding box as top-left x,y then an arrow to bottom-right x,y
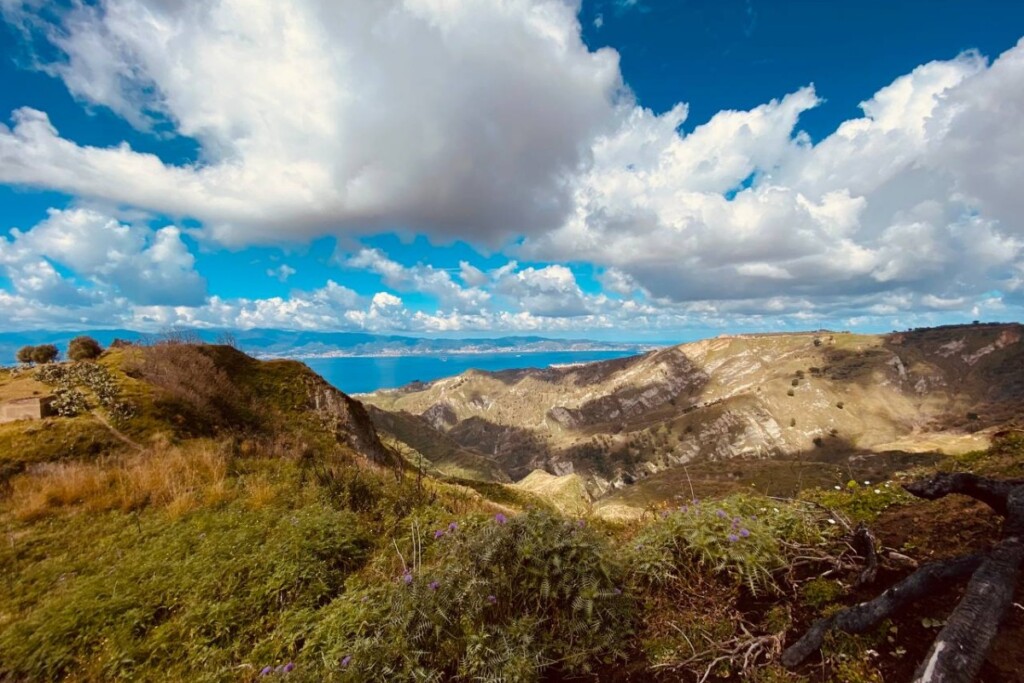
262,344 -> 657,360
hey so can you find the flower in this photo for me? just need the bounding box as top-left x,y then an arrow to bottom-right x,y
340,655 -> 352,669
727,534 -> 739,542
613,587 -> 622,595
429,580 -> 440,591
495,513 -> 508,524
660,510 -> 670,518
577,518 -> 586,528
716,509 -> 727,519
434,529 -> 445,539
448,522 -> 458,531
487,594 -> 497,604
874,489 -> 881,494
260,666 -> 273,676
739,528 -> 750,538
827,518 -> 837,525
834,485 -> 842,490
403,571 -> 413,585
283,662 -> 295,673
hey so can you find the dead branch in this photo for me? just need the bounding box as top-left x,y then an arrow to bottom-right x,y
783,473 -> 1024,683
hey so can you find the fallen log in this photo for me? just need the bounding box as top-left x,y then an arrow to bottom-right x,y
783,473 -> 1024,682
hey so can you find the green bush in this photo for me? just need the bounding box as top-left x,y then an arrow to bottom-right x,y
628,495 -> 831,595
68,336 -> 104,361
311,510 -> 633,681
32,344 -> 59,364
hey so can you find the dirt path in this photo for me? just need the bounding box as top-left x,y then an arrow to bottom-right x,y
90,410 -> 144,451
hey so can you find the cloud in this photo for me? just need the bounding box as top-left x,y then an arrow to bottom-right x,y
344,247 -> 490,310
522,41 -> 1024,315
267,264 -> 296,282
494,264 -> 592,317
0,206 -> 206,306
0,0 -> 624,246
0,3 -> 1022,333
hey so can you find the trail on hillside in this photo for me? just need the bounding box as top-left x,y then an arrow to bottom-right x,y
90,410 -> 144,451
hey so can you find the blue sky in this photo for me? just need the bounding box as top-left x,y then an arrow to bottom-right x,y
0,0 -> 1022,341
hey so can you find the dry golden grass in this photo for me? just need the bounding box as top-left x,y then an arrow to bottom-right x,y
243,474 -> 278,508
10,440 -> 233,520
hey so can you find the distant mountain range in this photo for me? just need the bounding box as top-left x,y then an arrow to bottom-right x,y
0,329 -> 654,364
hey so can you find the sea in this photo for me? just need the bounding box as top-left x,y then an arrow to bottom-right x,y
303,350 -> 640,395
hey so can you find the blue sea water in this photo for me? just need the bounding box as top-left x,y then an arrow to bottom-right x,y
302,350 -> 640,395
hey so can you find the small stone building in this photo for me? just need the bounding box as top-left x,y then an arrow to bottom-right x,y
0,396 -> 56,424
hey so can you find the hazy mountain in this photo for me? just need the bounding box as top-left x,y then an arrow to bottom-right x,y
0,329 -> 651,365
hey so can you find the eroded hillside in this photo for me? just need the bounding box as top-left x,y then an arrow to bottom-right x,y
364,324 -> 1024,499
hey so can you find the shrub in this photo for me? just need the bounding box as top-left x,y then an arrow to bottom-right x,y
628,495 -> 830,595
52,388 -> 87,417
31,344 -> 59,364
802,480 -> 912,523
130,344 -> 245,432
67,336 -> 103,361
313,510 -> 634,681
34,362 -> 135,422
15,346 -> 35,364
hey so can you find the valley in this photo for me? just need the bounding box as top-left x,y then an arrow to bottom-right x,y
364,323 -> 1023,515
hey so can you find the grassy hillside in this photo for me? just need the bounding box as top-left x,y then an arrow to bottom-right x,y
363,324 -> 1024,507
2,340 -> 1022,681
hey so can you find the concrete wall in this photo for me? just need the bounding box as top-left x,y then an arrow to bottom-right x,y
0,396 -> 55,424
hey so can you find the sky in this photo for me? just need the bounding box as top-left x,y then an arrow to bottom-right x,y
0,0 -> 1022,341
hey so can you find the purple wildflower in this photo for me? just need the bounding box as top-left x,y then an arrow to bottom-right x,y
716,509 -> 727,519
660,510 -> 670,518
577,518 -> 586,528
727,533 -> 739,543
429,580 -> 440,591
487,594 -> 497,604
340,655 -> 352,669
739,528 -> 750,538
495,513 -> 508,524
260,666 -> 273,676
613,587 -> 622,595
448,521 -> 458,531
434,529 -> 445,539
283,662 -> 295,673
402,571 -> 413,585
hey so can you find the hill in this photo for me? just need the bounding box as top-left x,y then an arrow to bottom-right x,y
2,337 -> 1022,682
364,324 -> 1024,507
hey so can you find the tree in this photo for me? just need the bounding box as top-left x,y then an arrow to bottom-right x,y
68,336 -> 103,361
31,344 -> 59,364
16,346 -> 35,364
